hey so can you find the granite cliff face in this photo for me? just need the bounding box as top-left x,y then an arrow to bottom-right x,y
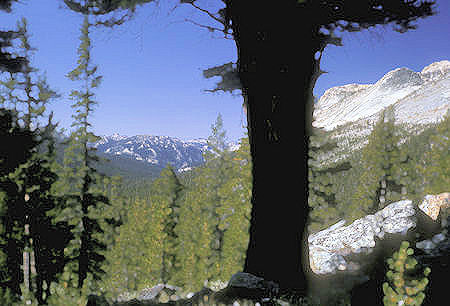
313,60 -> 450,131
307,193 -> 449,306
308,193 -> 449,275
311,60 -> 450,165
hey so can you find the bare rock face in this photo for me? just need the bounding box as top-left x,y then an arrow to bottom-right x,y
313,60 -> 450,131
308,199 -> 416,275
420,60 -> 450,82
418,192 -> 449,221
307,193 -> 449,306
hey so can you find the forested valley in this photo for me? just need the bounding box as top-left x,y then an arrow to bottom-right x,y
1,5 -> 449,306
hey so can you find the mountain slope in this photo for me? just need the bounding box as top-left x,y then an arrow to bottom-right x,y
93,134 -> 239,175
312,60 -> 450,164
313,60 -> 450,131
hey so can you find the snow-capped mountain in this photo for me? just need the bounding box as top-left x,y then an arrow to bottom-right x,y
313,60 -> 450,131
94,61 -> 448,173
312,60 -> 449,164
93,134 -> 239,173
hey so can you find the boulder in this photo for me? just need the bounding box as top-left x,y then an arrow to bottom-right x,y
226,272 -> 280,300
418,192 -> 449,220
308,199 -> 416,274
306,193 -> 449,306
137,284 -> 183,303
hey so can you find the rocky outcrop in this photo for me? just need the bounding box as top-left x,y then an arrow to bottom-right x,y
313,60 -> 450,131
306,193 -> 449,306
308,199 -> 416,275
308,193 -> 449,276
418,192 -> 449,221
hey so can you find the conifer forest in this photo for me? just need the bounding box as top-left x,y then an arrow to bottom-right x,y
1,0 -> 448,305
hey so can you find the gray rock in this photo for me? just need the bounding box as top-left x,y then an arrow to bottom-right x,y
228,272 -> 279,298
308,200 -> 416,274
138,284 -> 164,300
136,283 -> 183,303
416,239 -> 436,250
432,232 -> 446,244
307,194 -> 449,306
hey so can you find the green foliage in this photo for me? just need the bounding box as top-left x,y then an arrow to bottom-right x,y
0,18 -> 59,127
308,126 -> 351,233
52,15 -> 112,291
215,136 -> 251,282
0,108 -> 61,301
101,165 -> 183,298
350,106 -> 408,220
171,169 -> 214,292
420,109 -> 449,195
0,18 -> 66,303
101,197 -> 151,297
172,114 -> 247,290
383,241 -> 431,306
45,275 -> 95,306
101,116 -> 252,298
0,286 -> 16,305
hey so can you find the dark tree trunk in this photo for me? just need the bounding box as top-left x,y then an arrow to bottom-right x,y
230,2 -> 318,295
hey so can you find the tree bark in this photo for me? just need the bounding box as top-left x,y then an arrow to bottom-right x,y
230,2 -> 317,295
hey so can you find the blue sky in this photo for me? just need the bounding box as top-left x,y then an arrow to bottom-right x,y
1,0 -> 449,142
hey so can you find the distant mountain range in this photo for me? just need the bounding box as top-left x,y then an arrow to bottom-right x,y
92,60 -> 448,178
93,134 -> 239,176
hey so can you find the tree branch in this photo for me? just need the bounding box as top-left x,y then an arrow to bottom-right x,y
184,18 -> 232,39
187,1 -> 224,25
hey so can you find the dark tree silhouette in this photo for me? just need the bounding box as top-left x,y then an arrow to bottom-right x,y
0,0 -> 27,73
64,0 -> 436,298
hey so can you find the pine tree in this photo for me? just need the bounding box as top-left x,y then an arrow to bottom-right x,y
216,135 -> 252,282
97,175 -> 129,249
172,114 -> 237,289
102,197 -> 150,296
0,108 -> 37,299
172,178 -> 213,291
55,15 -> 110,290
350,106 -> 408,219
383,241 -> 431,306
308,127 -> 351,233
0,18 -> 69,304
202,114 -> 235,283
6,18 -> 68,304
102,166 -> 183,297
421,109 -> 449,195
151,165 -> 184,285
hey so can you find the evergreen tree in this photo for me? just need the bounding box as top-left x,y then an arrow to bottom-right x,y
4,18 -> 68,304
65,0 -> 436,295
98,175 -> 129,249
382,241 -> 431,306
151,165 -> 184,284
215,135 -> 252,282
102,165 -> 183,297
350,106 -> 408,220
173,114 -> 236,289
308,126 -> 351,233
102,197 -> 150,296
0,0 -> 27,73
0,108 -> 36,298
0,18 -> 70,304
172,177 -> 213,291
55,15 -> 110,290
420,109 -> 449,195
202,114 -> 234,283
